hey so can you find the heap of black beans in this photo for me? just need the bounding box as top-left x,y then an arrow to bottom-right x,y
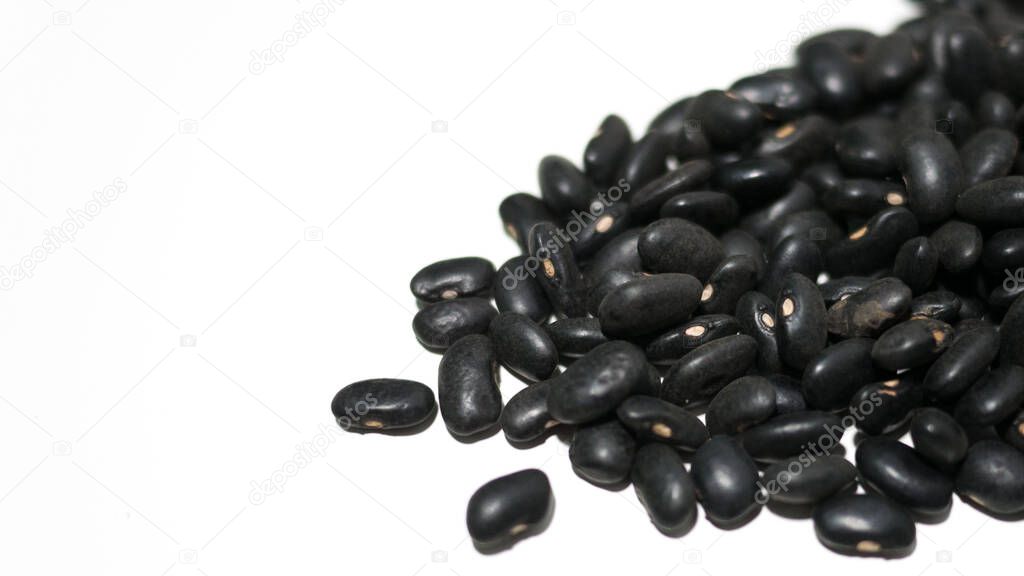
332,0 -> 1024,558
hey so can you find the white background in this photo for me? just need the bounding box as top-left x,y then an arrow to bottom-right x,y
0,0 -> 1013,574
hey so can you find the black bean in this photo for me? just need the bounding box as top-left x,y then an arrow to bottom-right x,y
872,317 -> 954,371
735,291 -> 784,374
976,91 -> 1017,130
493,256 -> 552,323
801,28 -> 876,56
941,23 -> 996,104
528,222 -> 587,318
1001,294 -> 1024,367
691,436 -> 762,528
584,115 -> 632,186
438,335 -> 502,438
706,376 -> 777,436
661,334 -> 758,407
755,115 -> 836,168
899,129 -> 964,225
586,269 -> 638,315
862,32 -> 925,97
570,202 -> 632,260
547,340 -> 647,424
769,374 -> 808,414
686,89 -> 763,150
850,376 -> 924,436
499,192 -> 554,251
856,437 -> 953,519
739,181 -> 816,246
544,316 -> 607,360
803,337 -> 889,411
911,407 -> 969,472
827,207 -> 921,276
500,381 -> 558,444
910,290 -> 962,322
819,275 -> 873,305
628,159 -> 713,221
767,210 -> 843,251
489,313 -> 558,383
813,493 -> 916,557
797,39 -> 863,115
647,97 -> 691,143
584,227 -> 644,279
331,379 -> 436,433
960,128 -> 1019,187
658,191 -> 739,233
645,314 -> 741,366
699,255 -> 759,315
822,179 -> 907,217
538,155 -> 593,215
598,273 -> 702,339
760,455 -> 858,507
638,218 -> 724,282
410,256 -> 495,303
413,297 -> 497,351
834,117 -> 900,178
955,439 -> 1024,515
929,219 -> 983,274
801,162 -> 844,197
670,100 -> 714,161
955,365 -> 1024,427
619,131 -> 671,191
759,235 -> 823,299
826,277 -> 912,338
466,469 -> 553,550
776,273 -> 828,370
616,395 -> 708,450
713,157 -> 794,207
569,420 -> 636,486
893,236 -> 939,295
955,175 -> 1024,226
631,443 -> 698,535
981,228 -> 1024,275
738,411 -> 845,463
729,69 -> 818,122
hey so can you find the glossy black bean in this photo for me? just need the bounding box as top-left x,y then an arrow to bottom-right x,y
910,290 -> 961,323
544,317 -> 607,360
768,210 -> 843,252
410,256 -> 495,303
499,193 -> 554,251
899,129 -> 963,225
658,191 -> 738,233
735,291 -> 784,374
955,365 -> 1024,427
661,334 -> 758,407
760,455 -> 858,507
413,297 -> 497,351
670,99 -> 714,161
893,237 -> 939,295
490,313 -> 558,383
819,276 -> 873,305
720,229 -> 767,281
863,32 -> 925,97
598,273 -> 702,339
935,99 -> 977,147
570,420 -> 636,486
738,411 -> 845,463
856,437 -> 953,518
706,376 -> 777,436
691,436 -> 762,528
801,28 -> 876,56
798,40 -> 862,116
1000,31 -> 1024,101
698,256 -> 758,316
961,128 -> 1019,188
956,440 -> 1024,515
570,202 -> 632,260
739,181 -> 817,244
493,256 -> 552,323
528,222 -> 587,318
584,227 -> 643,279
728,69 -> 818,121
958,296 -> 988,320
813,493 -> 916,558
538,155 -> 592,215
755,115 -> 836,168
911,407 -> 969,471
872,317 -> 954,371
976,91 -> 1017,130
438,335 -> 502,438
331,379 -> 435,432
769,374 -> 808,414
688,90 -> 762,150
1000,293 -> 1024,367
631,443 -> 698,535
822,179 -> 907,217
714,157 -> 794,207
500,381 -> 557,444
647,98 -> 691,143
955,176 -> 1024,226
942,23 -> 996,104
547,340 -> 647,424
759,235 -> 822,299
584,114 -> 632,186
776,273 -> 828,370
616,395 -> 708,450
619,131 -> 671,190
981,228 -> 1024,275
826,208 -> 919,276
801,162 -> 844,196
645,314 -> 740,366
628,159 -> 713,221
929,220 -> 983,274
585,269 -> 638,315
826,277 -> 912,339
835,117 -> 900,178
638,218 -> 724,282
803,337 -> 888,411
850,377 -> 923,436
466,469 -> 552,550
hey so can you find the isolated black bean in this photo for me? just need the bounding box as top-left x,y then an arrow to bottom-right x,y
929,219 -> 983,274
658,191 -> 739,233
466,469 -> 552,550
720,229 -> 768,281
691,436 -> 762,527
706,376 -> 777,436
760,235 -> 823,299
528,222 -> 587,318
638,218 -> 724,281
739,181 -> 817,244
688,90 -> 763,150
827,208 -> 920,276
494,256 -> 552,323
872,317 -> 954,371
960,128 -> 1019,187
735,291 -> 784,374
629,159 -> 713,221
803,337 -> 889,411
739,411 -> 844,463
850,376 -> 924,436
856,437 -> 953,518
645,314 -> 741,366
619,131 -> 670,190
835,118 -> 900,178
500,381 -> 557,444
813,493 -> 916,558
769,374 -> 808,414
899,129 -> 963,225
616,395 -> 708,450
761,455 -> 858,507
942,23 -> 996,104
584,114 -> 632,186
956,440 -> 1024,515
490,313 -> 558,383
547,340 -> 647,424
911,407 -> 969,471
729,69 -> 818,122
1000,293 -> 1024,367
1005,410 -> 1024,452
819,276 -> 872,305
827,277 -> 912,338
331,379 -> 435,432
545,317 -> 607,360
981,228 -> 1024,275
584,227 -> 643,280
570,420 -> 636,486
822,179 -> 907,217
863,32 -> 925,97
714,157 -> 794,207
893,237 -> 939,295
699,256 -> 759,315
910,290 -> 961,322
661,334 -> 758,407
438,335 -> 502,438
955,176 -> 1024,226
798,40 -> 862,116
499,193 -> 554,251
410,256 -> 495,303
631,443 -> 698,535
538,155 -> 593,215
756,115 -> 836,168
598,273 -> 702,339
413,297 -> 498,351
955,365 -> 1024,427
776,273 -> 828,370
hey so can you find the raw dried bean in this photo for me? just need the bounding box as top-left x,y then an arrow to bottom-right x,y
544,317 -> 608,360
466,469 -> 553,550
538,155 -> 593,215
438,335 -> 502,438
500,381 -> 558,444
776,273 -> 828,370
803,338 -> 890,411
956,440 -> 1024,515
410,256 -> 495,303
644,314 -> 741,366
911,407 -> 969,472
616,395 -> 708,450
658,191 -> 739,233
493,256 -> 553,323
738,411 -> 845,463
761,455 -> 858,507
570,420 -> 636,486
706,376 -> 777,436
584,114 -> 632,186
628,159 -> 713,221
631,443 -> 698,535
699,255 -> 759,315
893,236 -> 939,295
499,192 -> 554,251
489,313 -> 559,383
528,222 -> 588,318
954,365 -> 1024,427
412,297 -> 497,351
598,273 -> 703,339
871,317 -> 954,371
331,379 -> 435,432
813,493 -> 916,558
547,341 -> 647,424
735,291 -> 784,374
826,277 -> 912,338
691,436 -> 762,528
660,334 -> 758,407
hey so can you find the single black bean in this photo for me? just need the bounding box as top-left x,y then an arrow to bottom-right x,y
466,469 -> 553,550
544,316 -> 607,360
584,227 -> 644,279
528,222 -> 587,317
493,256 -> 552,323
956,440 -> 1024,515
872,317 -> 954,371
735,291 -> 784,374
331,379 -> 435,432
899,129 -> 963,225
584,114 -> 632,186
826,277 -> 912,338
638,218 -> 724,282
825,207 -> 920,276
699,255 -> 758,315
862,32 -> 925,97
412,297 -> 497,351
489,313 -> 558,383
769,374 -> 808,414
850,376 -> 924,436
803,337 -> 889,411
856,437 -> 953,519
631,443 -> 698,535
976,91 -> 1016,130
645,314 -> 741,366
755,115 -> 837,168
691,436 -> 762,528
739,181 -> 817,244
538,155 -> 592,215
619,131 -> 671,191
688,89 -> 763,150
616,395 -> 708,450
570,202 -> 632,260
941,23 -> 996,104
893,236 -> 939,295
822,179 -> 907,217
720,229 -> 767,281
760,455 -> 858,507
729,69 -> 818,122
834,117 -> 900,178
819,275 -> 873,305
759,235 -> 823,299
798,40 -> 862,116
499,192 -> 554,251
570,420 -> 636,486
911,407 -> 969,472
628,159 -> 713,221
776,273 -> 828,370
981,228 -> 1024,276
813,493 -> 916,557
738,411 -> 844,463
959,128 -> 1019,187
955,365 -> 1024,427
955,176 -> 1024,226
706,376 -> 777,436
910,290 -> 962,322
500,381 -> 558,444
713,157 -> 794,207
598,273 -> 702,339
661,334 -> 758,407
1001,293 -> 1024,367
547,340 -> 647,424
929,219 -> 983,274
438,335 -> 502,438
410,256 -> 495,303
658,191 -> 739,233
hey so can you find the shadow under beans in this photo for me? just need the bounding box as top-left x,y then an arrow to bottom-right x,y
472,497 -> 556,555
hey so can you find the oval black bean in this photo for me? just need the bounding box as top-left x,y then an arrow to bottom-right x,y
893,236 -> 939,295
547,340 -> 647,424
929,220 -> 982,274
1001,294 -> 1024,368
910,290 -> 961,323
528,222 -> 587,318
688,89 -> 763,150
631,443 -> 698,535
499,193 -> 554,251
661,334 -> 758,407
644,314 -> 741,366
803,338 -> 888,411
500,381 -> 558,444
856,437 -> 953,519
598,273 -> 702,339
699,255 -> 759,315
713,157 -> 794,207
691,436 -> 762,528
813,493 -> 916,558
776,273 -> 827,370
954,365 -> 1024,427
959,128 -> 1019,187
569,420 -> 636,486
825,207 -> 920,277
826,277 -> 912,338
412,297 -> 497,351
410,256 -> 495,303
584,114 -> 632,186
638,218 -> 724,282
544,317 -> 607,360
489,313 -> 559,383
331,379 -> 436,432
538,155 -> 593,215
616,395 -> 708,451
822,179 -> 907,217
871,317 -> 953,372
438,335 -> 502,438
619,131 -> 671,191
760,455 -> 858,507
493,256 -> 552,323
658,191 -> 739,233
955,440 -> 1024,515
706,376 -> 776,436
850,376 -> 923,436
955,176 -> 1024,226
759,235 -> 823,299
738,411 -> 845,463
466,469 -> 553,550
910,407 -> 969,472
735,291 -> 784,374
834,118 -> 900,178
628,159 -> 713,221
